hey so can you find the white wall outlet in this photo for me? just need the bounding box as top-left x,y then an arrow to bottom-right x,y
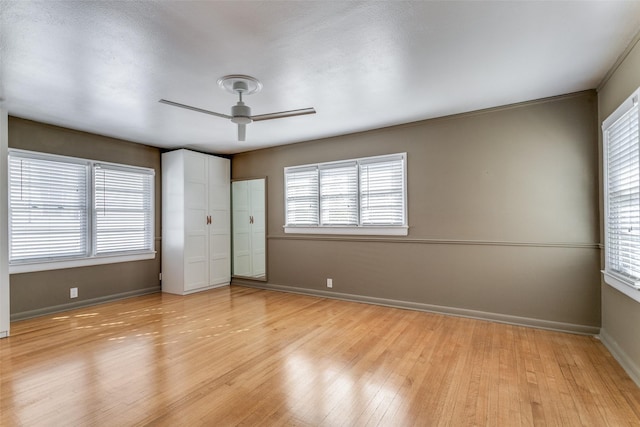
70,287 -> 78,298
327,278 -> 333,288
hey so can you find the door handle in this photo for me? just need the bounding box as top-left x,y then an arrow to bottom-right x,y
250,215 -> 254,224
206,215 -> 211,225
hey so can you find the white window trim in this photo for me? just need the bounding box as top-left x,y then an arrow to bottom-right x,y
9,252 -> 156,274
601,270 -> 640,303
601,87 -> 640,304
284,153 -> 408,236
284,225 -> 409,236
8,149 -> 156,274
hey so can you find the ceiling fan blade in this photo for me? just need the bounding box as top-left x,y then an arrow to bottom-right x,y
238,124 -> 246,142
251,107 -> 316,122
159,99 -> 232,120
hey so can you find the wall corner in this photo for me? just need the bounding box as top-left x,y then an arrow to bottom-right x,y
0,109 -> 9,338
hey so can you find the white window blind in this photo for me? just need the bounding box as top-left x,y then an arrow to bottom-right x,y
604,96 -> 640,287
9,155 -> 89,262
94,165 -> 154,254
360,155 -> 405,225
8,149 -> 155,271
284,153 -> 407,235
320,162 -> 358,225
285,166 -> 319,225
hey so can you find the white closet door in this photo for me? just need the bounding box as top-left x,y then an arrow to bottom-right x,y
250,179 -> 266,277
208,156 -> 230,285
183,151 -> 209,291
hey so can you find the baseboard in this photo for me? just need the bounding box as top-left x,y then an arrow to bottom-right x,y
599,329 -> 640,388
10,286 -> 161,321
232,279 -> 600,336
162,282 -> 229,296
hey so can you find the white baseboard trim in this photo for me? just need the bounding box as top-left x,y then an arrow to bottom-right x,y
167,282 -> 229,296
0,330 -> 7,338
231,279 -> 600,336
599,329 -> 640,388
10,286 -> 161,321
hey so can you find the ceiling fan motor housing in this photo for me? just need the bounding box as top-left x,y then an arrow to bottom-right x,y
231,103 -> 252,124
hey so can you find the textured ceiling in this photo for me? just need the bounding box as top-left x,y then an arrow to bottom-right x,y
1,1 -> 640,154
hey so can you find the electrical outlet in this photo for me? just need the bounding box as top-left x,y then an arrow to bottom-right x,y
327,278 -> 333,288
70,287 -> 78,298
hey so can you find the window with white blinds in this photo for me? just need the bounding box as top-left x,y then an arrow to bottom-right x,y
360,155 -> 405,225
284,153 -> 407,235
94,165 -> 154,255
320,162 -> 358,225
9,155 -> 89,261
285,166 -> 319,225
603,87 -> 640,303
8,149 -> 155,271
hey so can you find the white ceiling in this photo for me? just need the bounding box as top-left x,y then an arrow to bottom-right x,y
1,1 -> 640,155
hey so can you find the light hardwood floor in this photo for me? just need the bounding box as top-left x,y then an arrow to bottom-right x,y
1,286 -> 639,426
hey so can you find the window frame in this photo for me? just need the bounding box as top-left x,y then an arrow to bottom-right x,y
8,149 -> 156,274
602,87 -> 640,303
284,153 -> 408,236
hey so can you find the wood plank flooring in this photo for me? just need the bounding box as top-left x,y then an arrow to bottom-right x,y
1,285 -> 639,426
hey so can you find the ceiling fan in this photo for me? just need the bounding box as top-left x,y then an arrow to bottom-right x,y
159,75 -> 316,142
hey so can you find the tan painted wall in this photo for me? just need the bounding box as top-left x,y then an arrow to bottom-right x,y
232,91 -> 601,330
8,117 -> 161,318
598,37 -> 640,373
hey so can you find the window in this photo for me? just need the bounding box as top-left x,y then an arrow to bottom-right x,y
285,166 -> 319,226
284,153 -> 407,235
94,164 -> 154,255
8,149 -> 155,273
9,154 -> 89,262
602,87 -> 640,303
320,161 -> 358,225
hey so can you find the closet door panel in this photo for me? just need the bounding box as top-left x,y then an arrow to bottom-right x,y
210,234 -> 230,284
183,152 -> 209,292
208,156 -> 230,285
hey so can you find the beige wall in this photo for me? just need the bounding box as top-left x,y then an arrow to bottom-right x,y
598,36 -> 640,382
232,91 -> 601,332
8,117 -> 161,319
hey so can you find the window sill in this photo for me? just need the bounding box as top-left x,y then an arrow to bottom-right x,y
284,226 -> 408,236
602,270 -> 640,304
9,252 -> 157,274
